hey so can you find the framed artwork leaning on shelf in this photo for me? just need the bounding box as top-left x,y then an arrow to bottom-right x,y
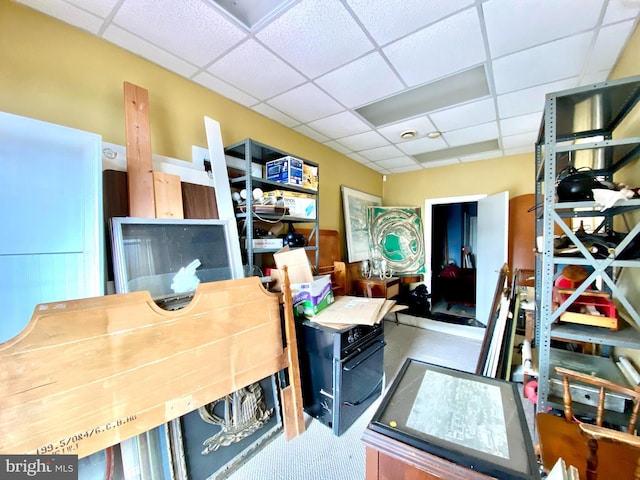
341,185 -> 382,263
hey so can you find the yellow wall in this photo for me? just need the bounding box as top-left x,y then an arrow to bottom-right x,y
383,152 -> 534,206
0,0 -> 381,250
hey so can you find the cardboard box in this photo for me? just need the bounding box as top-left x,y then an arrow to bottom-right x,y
246,238 -> 283,249
266,156 -> 303,186
303,163 -> 318,191
263,189 -> 311,199
283,196 -> 316,219
311,295 -> 388,326
273,246 -> 333,317
290,274 -> 334,317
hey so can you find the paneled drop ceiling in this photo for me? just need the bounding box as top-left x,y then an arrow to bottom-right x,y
15,0 -> 640,173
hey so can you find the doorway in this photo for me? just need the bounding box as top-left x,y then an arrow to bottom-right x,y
424,192 -> 509,327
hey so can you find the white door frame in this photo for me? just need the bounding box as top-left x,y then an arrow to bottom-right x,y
423,194 -> 486,294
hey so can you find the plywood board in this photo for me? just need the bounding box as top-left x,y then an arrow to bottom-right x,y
0,277 -> 291,458
153,171 -> 184,218
124,81 -> 155,218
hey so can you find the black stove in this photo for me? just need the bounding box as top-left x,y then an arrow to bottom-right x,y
296,320 -> 385,436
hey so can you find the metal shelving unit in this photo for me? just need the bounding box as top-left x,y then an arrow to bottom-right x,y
534,75 -> 640,413
224,138 -> 320,276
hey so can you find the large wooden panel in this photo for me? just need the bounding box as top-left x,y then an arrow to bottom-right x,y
181,182 -> 219,219
0,277 -> 290,458
298,228 -> 341,267
508,193 -> 536,272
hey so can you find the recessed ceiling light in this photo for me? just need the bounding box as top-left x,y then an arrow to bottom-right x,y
209,0 -> 295,30
414,139 -> 500,163
355,65 -> 490,127
427,131 -> 441,139
400,129 -> 418,139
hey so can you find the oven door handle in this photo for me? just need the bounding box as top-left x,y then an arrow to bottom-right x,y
342,340 -> 386,371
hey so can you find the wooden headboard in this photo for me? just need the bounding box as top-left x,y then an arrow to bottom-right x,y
0,275 -> 304,458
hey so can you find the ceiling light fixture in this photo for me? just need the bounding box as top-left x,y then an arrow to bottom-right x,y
414,139 -> 500,163
400,129 -> 418,139
355,65 -> 490,127
427,131 -> 441,139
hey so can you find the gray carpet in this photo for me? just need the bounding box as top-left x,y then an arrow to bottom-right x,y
224,318 -> 485,480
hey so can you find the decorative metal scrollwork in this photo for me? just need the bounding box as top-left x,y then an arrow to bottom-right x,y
198,382 -> 273,455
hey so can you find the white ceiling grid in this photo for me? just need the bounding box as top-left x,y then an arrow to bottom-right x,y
13,0 -> 640,174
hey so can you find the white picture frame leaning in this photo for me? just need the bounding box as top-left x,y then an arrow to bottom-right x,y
341,185 -> 382,263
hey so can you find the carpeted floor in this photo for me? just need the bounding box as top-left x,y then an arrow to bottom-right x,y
224,317 -> 488,480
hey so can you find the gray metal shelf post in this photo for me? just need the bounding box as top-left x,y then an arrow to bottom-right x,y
224,138 -> 320,277
534,75 -> 640,413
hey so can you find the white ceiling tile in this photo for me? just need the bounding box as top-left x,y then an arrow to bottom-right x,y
267,83 -> 344,123
585,20 -> 636,74
493,33 -> 593,94
397,136 -> 448,155
256,0 -> 373,78
206,39 -> 306,99
292,125 -> 330,143
496,78 -> 577,118
444,121 -> 499,146
113,0 -> 247,66
579,70 -> 610,86
15,0 -> 105,34
307,111 -> 370,138
500,112 -> 541,137
104,25 -> 199,78
483,0 -> 604,58
459,149 -> 503,163
370,165 -> 391,173
61,0 -> 121,18
192,72 -> 258,107
383,8 -> 486,86
251,103 -> 300,128
315,52 -> 404,108
502,131 -> 538,150
358,145 -> 404,161
504,145 -> 535,156
346,152 -> 373,165
430,98 -> 496,132
377,117 -> 438,143
346,0 -> 474,45
337,131 -> 389,151
602,0 -> 640,25
374,156 -> 419,169
323,140 -> 352,155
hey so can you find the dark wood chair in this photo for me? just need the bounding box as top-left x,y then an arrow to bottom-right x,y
579,423 -> 640,480
537,366 -> 640,479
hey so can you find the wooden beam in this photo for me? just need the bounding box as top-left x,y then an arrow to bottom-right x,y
123,81 -> 155,217
280,267 -> 306,440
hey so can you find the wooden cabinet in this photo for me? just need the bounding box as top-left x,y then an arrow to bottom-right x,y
355,277 -> 400,299
363,428 -> 495,480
